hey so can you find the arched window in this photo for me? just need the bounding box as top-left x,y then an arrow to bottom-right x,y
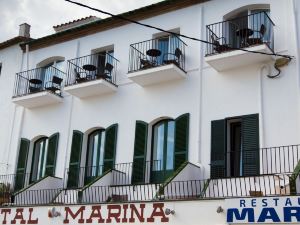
85,129 -> 106,184
36,56 -> 65,86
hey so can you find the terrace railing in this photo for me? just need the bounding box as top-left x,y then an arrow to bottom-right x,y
211,144 -> 300,178
13,66 -> 65,98
206,11 -> 274,56
129,35 -> 186,73
65,52 -> 119,87
0,173 -> 298,206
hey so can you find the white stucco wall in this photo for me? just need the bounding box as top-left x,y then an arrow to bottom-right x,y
0,0 -> 299,183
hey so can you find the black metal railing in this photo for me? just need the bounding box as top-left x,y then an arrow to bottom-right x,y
129,35 -> 186,73
13,66 -> 65,98
206,11 -> 274,56
64,160 -> 168,188
0,173 -> 298,206
211,144 -> 300,178
65,52 -> 119,87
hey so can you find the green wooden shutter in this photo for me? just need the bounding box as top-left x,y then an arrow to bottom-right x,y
103,124 -> 118,172
45,133 -> 59,176
210,119 -> 226,178
67,130 -> 83,188
242,114 -> 259,176
15,138 -> 30,191
174,113 -> 189,170
132,121 -> 148,184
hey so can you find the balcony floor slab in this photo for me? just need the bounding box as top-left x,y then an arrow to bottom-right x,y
12,91 -> 63,108
128,64 -> 187,86
205,44 -> 274,71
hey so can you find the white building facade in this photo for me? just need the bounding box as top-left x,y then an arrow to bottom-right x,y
0,0 -> 300,224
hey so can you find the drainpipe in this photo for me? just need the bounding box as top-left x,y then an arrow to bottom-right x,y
62,40 -> 80,187
292,0 -> 300,140
259,65 -> 270,148
197,4 -> 205,179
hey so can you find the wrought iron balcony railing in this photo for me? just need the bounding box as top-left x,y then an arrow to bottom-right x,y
128,36 -> 186,73
65,52 -> 119,87
13,67 -> 65,98
206,11 -> 274,56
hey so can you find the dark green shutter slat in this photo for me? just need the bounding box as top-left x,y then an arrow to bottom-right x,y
174,113 -> 189,170
15,139 -> 30,191
211,119 -> 226,178
132,121 -> 148,184
242,114 -> 259,176
67,131 -> 83,188
45,133 -> 59,176
103,124 -> 118,172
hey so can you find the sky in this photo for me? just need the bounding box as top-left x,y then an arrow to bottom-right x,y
0,0 -> 163,43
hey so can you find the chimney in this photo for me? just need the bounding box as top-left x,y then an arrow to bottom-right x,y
19,23 -> 31,38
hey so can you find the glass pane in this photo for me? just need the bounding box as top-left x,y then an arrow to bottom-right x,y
166,121 -> 175,170
86,130 -> 105,177
31,138 -> 47,182
153,123 -> 165,171
99,132 -> 105,174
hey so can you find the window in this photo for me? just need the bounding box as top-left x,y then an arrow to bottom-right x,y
29,133 -> 60,183
85,129 -> 106,184
14,134 -> 59,188
92,48 -> 114,79
132,114 -> 189,184
40,60 -> 64,85
155,35 -> 181,65
210,114 -> 259,179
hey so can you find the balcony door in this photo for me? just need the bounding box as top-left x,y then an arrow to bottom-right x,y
85,129 -> 105,185
155,35 -> 180,65
224,9 -> 270,48
151,120 -> 175,183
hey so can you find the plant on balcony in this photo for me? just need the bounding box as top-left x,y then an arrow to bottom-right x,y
0,183 -> 11,205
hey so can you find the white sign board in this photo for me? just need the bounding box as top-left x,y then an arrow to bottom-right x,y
225,197 -> 300,224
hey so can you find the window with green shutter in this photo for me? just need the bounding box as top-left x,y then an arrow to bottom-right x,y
45,133 -> 59,176
174,113 -> 189,170
103,124 -> 118,172
67,130 -> 83,188
15,138 -> 30,191
132,114 -> 189,184
210,119 -> 226,178
132,121 -> 148,184
210,114 -> 259,178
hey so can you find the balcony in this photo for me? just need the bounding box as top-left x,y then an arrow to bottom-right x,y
205,12 -> 274,71
12,67 -> 65,108
64,52 -> 118,98
128,36 -> 187,86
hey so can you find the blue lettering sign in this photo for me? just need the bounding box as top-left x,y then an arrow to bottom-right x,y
227,208 -> 254,223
